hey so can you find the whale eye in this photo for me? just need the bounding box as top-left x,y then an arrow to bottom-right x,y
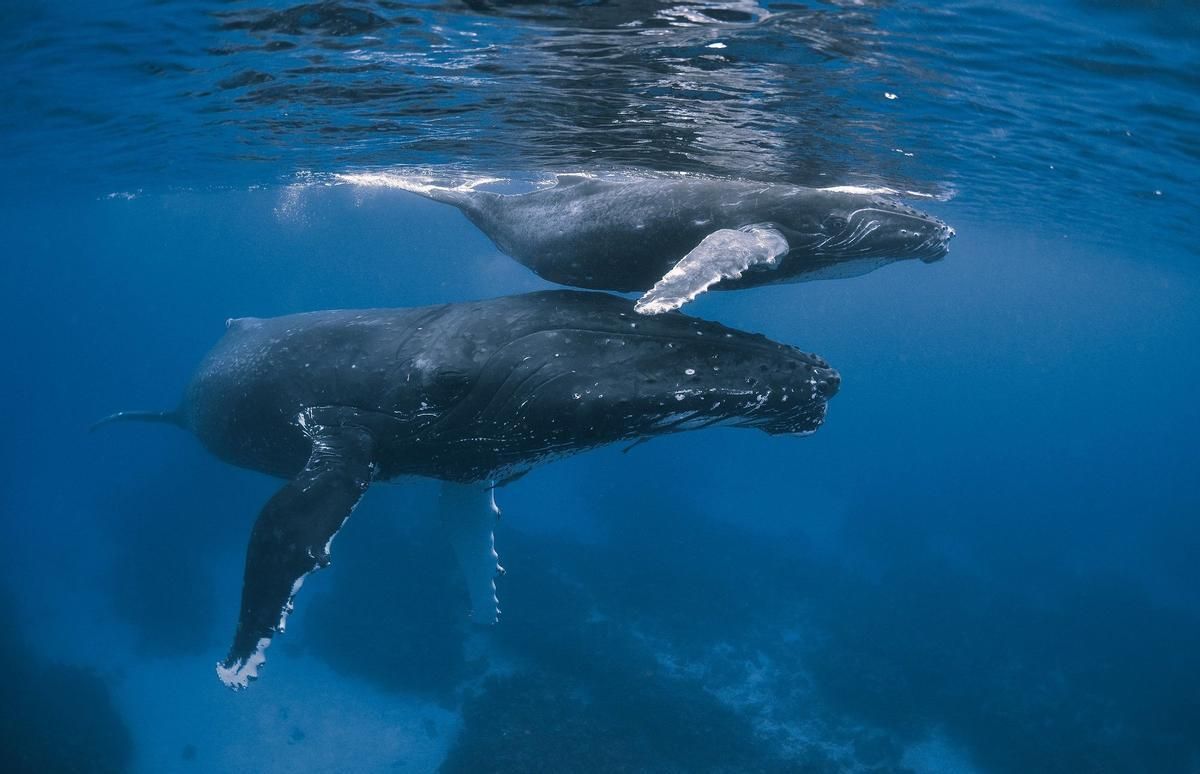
822,215 -> 848,232
432,367 -> 472,401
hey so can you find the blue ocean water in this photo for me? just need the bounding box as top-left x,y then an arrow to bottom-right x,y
1,1 -> 1198,772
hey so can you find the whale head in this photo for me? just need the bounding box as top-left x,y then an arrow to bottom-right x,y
578,317 -> 842,438
779,190 -> 955,267
466,293 -> 842,453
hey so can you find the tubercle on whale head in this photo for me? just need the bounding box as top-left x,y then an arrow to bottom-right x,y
733,357 -> 841,436
920,219 -> 956,263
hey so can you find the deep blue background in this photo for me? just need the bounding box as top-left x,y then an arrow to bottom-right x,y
2,1 -> 1198,772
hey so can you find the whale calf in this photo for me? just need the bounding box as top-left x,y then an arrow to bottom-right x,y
343,172 -> 954,313
95,290 -> 839,689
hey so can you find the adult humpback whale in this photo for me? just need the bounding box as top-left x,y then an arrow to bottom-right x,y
95,291 -> 838,689
340,172 -> 954,313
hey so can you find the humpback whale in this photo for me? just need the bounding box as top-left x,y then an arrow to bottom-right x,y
95,291 -> 839,689
340,172 -> 954,313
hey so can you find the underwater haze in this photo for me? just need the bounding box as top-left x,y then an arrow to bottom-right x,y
2,1 -> 1199,773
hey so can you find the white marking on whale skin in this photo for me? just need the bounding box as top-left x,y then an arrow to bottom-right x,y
819,185 -> 900,195
648,410 -> 711,432
277,575 -> 308,634
216,637 -> 272,690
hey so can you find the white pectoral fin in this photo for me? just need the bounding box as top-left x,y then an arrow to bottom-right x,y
635,225 -> 789,315
438,481 -> 504,625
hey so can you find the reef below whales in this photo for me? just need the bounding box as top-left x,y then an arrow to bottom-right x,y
338,171 -> 955,313
95,290 -> 839,689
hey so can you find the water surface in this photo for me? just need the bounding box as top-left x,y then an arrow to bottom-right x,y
1,2 -> 1197,773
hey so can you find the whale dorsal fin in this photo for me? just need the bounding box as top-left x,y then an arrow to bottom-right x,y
216,406 -> 379,690
438,481 -> 504,625
635,225 -> 789,314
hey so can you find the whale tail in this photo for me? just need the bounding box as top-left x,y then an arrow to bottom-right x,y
333,172 -> 502,208
90,409 -> 182,432
416,185 -> 487,211
400,181 -> 501,223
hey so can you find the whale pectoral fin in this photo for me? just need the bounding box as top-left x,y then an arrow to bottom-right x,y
635,225 -> 789,315
217,407 -> 377,690
438,481 -> 504,625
